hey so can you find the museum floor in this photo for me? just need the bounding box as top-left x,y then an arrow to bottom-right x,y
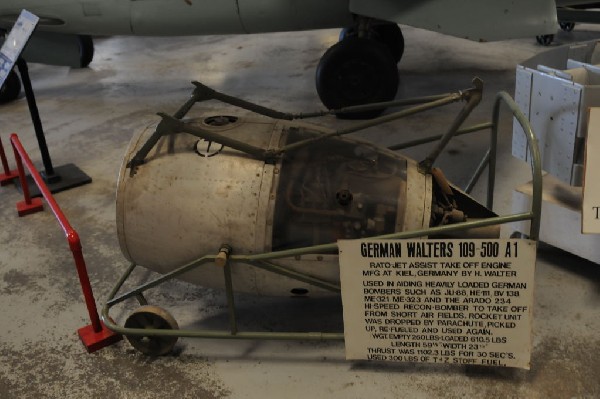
0,25 -> 599,398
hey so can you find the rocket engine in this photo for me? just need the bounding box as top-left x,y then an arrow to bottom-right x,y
116,111 -> 498,297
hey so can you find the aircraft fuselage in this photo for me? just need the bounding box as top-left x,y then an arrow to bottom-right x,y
0,0 -> 354,36
0,0 -> 560,110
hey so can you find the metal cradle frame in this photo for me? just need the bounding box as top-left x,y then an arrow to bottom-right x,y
100,80 -> 542,350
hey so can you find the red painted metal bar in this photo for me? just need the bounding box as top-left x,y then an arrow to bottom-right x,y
9,133 -> 121,352
12,135 -> 44,216
0,135 -> 18,186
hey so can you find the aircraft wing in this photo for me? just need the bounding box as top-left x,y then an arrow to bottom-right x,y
350,0 -> 558,41
555,1 -> 600,6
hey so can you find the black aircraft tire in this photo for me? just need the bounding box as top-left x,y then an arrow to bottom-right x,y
338,26 -> 354,41
371,23 -> 404,63
78,35 -> 94,68
0,70 -> 21,104
559,22 -> 575,32
339,23 -> 404,63
536,34 -> 554,46
316,37 -> 399,119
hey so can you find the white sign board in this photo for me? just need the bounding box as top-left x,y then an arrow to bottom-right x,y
339,239 -> 536,369
583,107 -> 600,234
0,10 -> 38,87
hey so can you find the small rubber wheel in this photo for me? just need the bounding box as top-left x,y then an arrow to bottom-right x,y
77,35 -> 94,68
0,70 -> 21,104
536,34 -> 554,46
559,22 -> 575,32
510,231 -> 530,239
124,305 -> 179,356
316,36 -> 398,119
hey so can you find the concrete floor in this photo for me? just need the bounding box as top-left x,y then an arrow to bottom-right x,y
0,24 -> 599,398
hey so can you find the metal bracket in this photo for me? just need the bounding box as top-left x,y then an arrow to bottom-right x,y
418,77 -> 483,174
127,79 -> 482,176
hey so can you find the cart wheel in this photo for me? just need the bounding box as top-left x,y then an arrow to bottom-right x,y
536,34 -> 554,46
510,231 -> 530,239
559,22 -> 575,32
124,305 -> 179,356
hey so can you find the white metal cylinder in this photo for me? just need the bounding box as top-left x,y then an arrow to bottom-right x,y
117,115 -> 431,296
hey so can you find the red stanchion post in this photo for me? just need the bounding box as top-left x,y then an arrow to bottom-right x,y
68,230 -> 123,352
68,230 -> 102,333
0,135 -> 19,186
12,137 -> 44,216
9,134 -> 122,352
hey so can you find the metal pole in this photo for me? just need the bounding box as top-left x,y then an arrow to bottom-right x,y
464,149 -> 491,194
278,93 -> 465,155
12,139 -> 33,206
294,93 -> 456,119
68,231 -> 103,333
388,122 -> 493,151
16,58 -> 57,181
223,262 -> 238,335
492,92 -> 542,240
0,136 -> 11,175
192,81 -> 293,120
11,134 -> 102,332
487,118 -> 498,211
0,135 -> 18,185
418,78 -> 483,173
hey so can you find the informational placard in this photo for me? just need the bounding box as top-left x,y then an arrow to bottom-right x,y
0,10 -> 38,86
583,107 -> 600,234
338,239 -> 536,369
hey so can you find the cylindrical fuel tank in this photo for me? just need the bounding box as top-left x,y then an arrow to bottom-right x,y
117,115 -> 432,296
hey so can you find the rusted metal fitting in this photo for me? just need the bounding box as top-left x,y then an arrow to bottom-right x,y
215,244 -> 233,268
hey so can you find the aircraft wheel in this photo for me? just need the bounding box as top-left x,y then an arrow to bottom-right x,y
536,34 -> 554,46
77,35 -> 94,68
316,36 -> 398,119
339,26 -> 355,41
124,305 -> 179,356
371,24 -> 404,63
339,23 -> 404,63
0,70 -> 21,104
559,22 -> 575,32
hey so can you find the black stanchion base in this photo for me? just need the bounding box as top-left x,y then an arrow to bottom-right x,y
16,163 -> 92,197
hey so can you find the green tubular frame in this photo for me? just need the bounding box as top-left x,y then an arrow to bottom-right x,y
101,90 -> 542,344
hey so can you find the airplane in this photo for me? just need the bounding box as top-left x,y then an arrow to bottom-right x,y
537,1 -> 600,44
0,0 -> 561,117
